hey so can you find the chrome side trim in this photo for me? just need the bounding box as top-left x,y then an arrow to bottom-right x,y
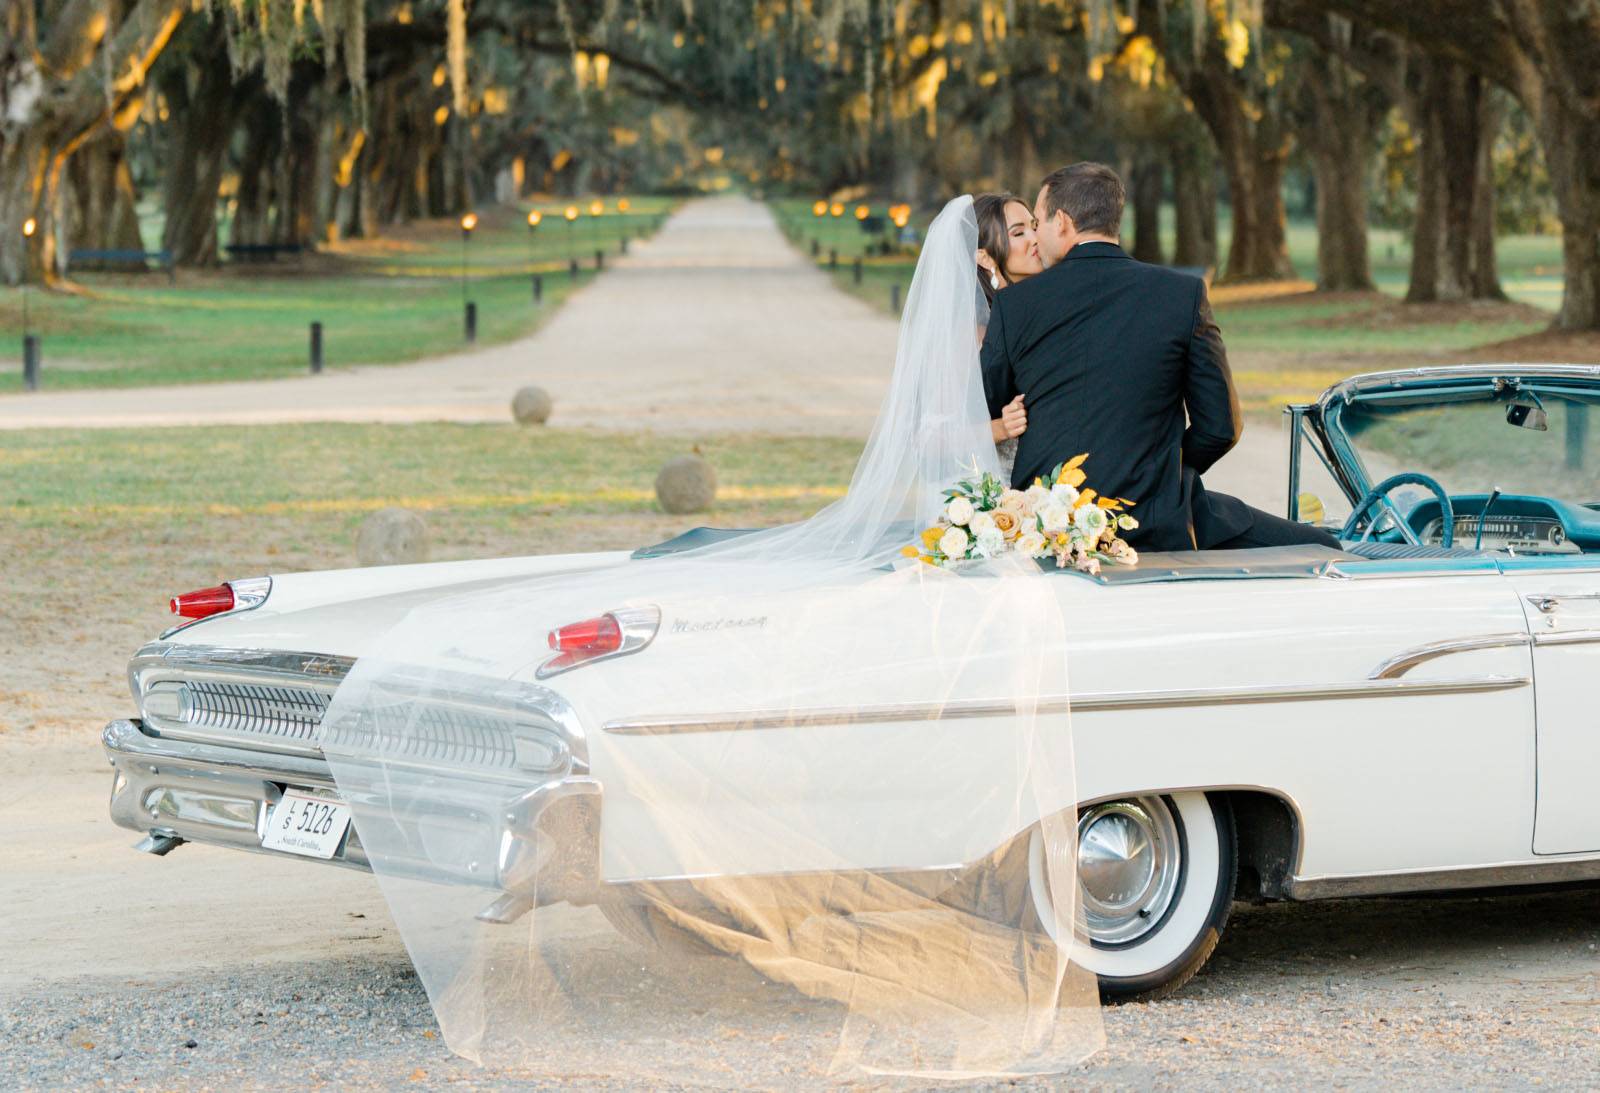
1532,628 -> 1600,647
1368,632 -> 1530,680
1287,855 -> 1600,900
601,674 -> 1530,735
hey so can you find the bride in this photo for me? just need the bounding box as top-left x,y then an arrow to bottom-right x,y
318,194 -> 1099,1081
975,191 -> 1042,482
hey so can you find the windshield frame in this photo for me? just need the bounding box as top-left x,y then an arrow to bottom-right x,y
1312,365 -> 1600,505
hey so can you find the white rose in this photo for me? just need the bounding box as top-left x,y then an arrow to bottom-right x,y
1022,484 -> 1051,514
974,528 -> 1006,558
998,488 -> 1028,513
945,496 -> 975,526
938,525 -> 970,559
968,511 -> 997,537
1073,504 -> 1109,539
1038,499 -> 1073,534
1016,531 -> 1048,557
1050,483 -> 1080,507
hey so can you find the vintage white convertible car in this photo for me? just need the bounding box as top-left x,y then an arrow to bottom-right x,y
104,364 -> 1600,1001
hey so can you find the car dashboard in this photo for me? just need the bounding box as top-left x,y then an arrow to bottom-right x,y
1408,495 -> 1600,555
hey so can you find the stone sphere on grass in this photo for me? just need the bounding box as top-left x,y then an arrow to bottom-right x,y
655,455 -> 717,514
511,385 -> 553,425
357,507 -> 430,566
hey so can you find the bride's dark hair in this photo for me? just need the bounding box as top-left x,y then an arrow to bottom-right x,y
973,191 -> 1021,306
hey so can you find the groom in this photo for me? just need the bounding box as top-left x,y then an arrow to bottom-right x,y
980,162 -> 1339,553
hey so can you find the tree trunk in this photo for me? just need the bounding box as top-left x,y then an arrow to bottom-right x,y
1536,97 -> 1600,330
1180,43 -> 1296,282
159,28 -> 238,267
1171,132 -> 1218,270
1288,40 -> 1386,292
231,93 -> 280,247
1403,55 -> 1503,302
1221,133 -> 1294,282
1130,157 -> 1165,265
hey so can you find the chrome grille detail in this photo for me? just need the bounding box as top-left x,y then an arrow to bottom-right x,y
320,705 -> 521,770
179,680 -> 331,744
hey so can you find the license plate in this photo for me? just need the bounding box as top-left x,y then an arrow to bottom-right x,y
262,789 -> 351,860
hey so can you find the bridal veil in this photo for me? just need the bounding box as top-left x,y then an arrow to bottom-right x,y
319,196 -> 1104,1080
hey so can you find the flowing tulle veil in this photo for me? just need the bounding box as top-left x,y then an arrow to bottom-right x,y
318,196 -> 1104,1080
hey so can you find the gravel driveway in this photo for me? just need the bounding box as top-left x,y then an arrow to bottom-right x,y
6,864 -> 1598,1089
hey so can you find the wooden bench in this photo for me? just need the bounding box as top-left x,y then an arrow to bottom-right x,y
67,248 -> 175,282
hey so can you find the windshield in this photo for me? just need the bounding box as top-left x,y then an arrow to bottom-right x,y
1334,388 -> 1600,507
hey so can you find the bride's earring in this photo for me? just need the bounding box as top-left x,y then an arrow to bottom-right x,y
990,271 -> 1001,291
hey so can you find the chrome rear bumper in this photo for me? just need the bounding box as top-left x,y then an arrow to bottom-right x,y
102,719 -> 602,915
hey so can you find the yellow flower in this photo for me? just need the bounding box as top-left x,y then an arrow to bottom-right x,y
901,544 -> 920,558
1075,488 -> 1098,508
1060,467 -> 1087,488
920,525 -> 944,547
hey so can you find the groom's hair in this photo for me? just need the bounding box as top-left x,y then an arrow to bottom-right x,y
1039,162 -> 1124,237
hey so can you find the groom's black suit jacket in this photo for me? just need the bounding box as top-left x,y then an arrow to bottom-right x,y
980,241 -> 1250,552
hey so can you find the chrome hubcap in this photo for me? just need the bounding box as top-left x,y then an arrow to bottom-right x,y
1076,798 -> 1180,945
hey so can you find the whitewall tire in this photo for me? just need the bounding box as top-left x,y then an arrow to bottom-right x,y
1029,791 -> 1236,1002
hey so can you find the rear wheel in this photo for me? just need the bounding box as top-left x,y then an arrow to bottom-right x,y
1029,792 -> 1236,1002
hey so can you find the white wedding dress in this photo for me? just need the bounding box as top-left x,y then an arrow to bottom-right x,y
317,196 -> 1102,1080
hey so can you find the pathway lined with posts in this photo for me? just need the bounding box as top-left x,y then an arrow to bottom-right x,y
0,196 -> 900,436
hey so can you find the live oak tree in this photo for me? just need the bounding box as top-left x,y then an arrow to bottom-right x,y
0,0 -> 467,286
0,0 -> 186,285
1287,0 -> 1600,329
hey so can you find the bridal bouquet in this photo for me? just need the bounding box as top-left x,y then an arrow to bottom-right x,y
905,454 -> 1139,575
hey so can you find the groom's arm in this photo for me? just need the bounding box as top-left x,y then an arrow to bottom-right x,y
1180,281 -> 1243,474
980,299 -> 1016,420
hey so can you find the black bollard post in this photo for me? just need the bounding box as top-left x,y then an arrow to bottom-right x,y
619,236 -> 629,255
828,248 -> 838,269
465,301 -> 477,342
22,335 -> 40,391
853,258 -> 863,285
569,257 -> 580,280
890,284 -> 901,312
309,322 -> 324,374
532,273 -> 543,303
595,249 -> 605,271
810,239 -> 820,257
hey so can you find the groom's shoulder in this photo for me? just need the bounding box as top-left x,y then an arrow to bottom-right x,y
1124,259 -> 1208,306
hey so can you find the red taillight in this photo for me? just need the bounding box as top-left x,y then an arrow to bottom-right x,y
169,584 -> 235,619
548,614 -> 623,655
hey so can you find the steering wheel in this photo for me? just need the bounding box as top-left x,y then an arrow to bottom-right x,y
1340,472 -> 1454,548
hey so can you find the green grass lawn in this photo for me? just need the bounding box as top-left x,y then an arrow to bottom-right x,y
0,198 -> 675,394
0,423 -> 859,533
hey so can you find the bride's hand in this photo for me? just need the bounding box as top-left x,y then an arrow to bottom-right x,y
992,396 -> 1030,441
